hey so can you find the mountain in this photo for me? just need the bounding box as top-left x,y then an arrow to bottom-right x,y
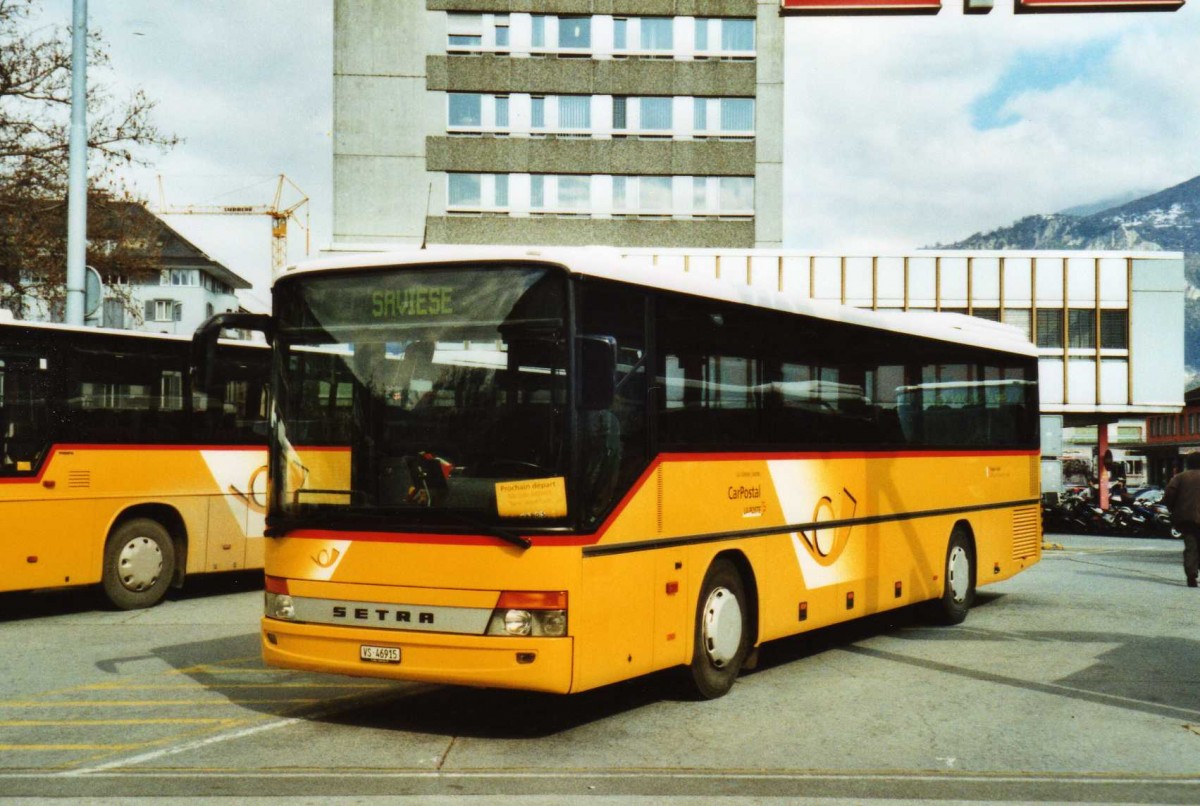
941,174 -> 1200,256
1058,189 -> 1155,218
936,174 -> 1200,375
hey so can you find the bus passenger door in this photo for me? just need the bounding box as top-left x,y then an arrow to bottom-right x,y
195,347 -> 269,573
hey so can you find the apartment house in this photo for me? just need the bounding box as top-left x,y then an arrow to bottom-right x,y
333,0 -> 783,249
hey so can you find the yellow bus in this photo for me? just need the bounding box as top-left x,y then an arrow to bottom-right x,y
211,246 -> 1040,698
0,317 -> 268,609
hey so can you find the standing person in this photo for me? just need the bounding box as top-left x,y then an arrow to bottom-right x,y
1162,451 -> 1200,587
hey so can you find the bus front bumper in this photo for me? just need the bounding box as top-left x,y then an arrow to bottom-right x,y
261,618 -> 575,694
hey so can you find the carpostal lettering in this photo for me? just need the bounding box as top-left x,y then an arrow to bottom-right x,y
728,485 -> 761,500
332,605 -> 435,624
371,286 -> 455,318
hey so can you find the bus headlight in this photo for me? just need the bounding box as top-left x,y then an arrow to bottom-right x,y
263,576 -> 295,621
485,591 -> 567,637
265,592 -> 296,621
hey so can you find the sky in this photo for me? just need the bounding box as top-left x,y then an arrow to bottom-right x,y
34,0 -> 334,311
783,3 -> 1200,250
28,1 -> 1200,303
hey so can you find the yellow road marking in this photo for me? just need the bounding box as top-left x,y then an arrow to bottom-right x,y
0,743 -> 148,752
167,657 -> 271,675
0,718 -> 239,727
0,699 -> 320,707
80,682 -> 388,691
168,668 -> 298,675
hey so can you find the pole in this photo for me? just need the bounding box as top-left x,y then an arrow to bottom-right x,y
65,0 -> 88,325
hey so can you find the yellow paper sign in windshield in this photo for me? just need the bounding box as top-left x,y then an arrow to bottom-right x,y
495,477 -> 567,519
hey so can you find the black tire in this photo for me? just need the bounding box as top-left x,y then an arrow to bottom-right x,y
684,558 -> 751,700
102,518 -> 175,610
925,527 -> 975,626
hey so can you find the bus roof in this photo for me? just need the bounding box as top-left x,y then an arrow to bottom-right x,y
283,245 -> 1038,357
0,313 -> 265,350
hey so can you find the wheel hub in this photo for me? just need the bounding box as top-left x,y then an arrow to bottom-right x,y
947,545 -> 970,604
118,536 -> 163,592
701,586 -> 743,668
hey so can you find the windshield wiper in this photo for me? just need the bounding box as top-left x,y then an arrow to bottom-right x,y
437,511 -> 532,550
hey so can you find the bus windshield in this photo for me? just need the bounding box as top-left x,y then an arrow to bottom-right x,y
271,264 -> 570,531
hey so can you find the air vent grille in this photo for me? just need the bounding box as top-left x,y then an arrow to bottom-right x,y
1012,506 -> 1040,560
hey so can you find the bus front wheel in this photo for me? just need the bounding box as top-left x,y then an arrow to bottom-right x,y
102,518 -> 175,610
926,527 -> 975,625
685,558 -> 750,700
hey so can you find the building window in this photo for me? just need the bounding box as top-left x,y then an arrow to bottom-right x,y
163,269 -> 197,287
559,96 -> 590,129
494,174 -> 509,208
145,299 -> 180,323
613,96 -> 627,130
972,308 -> 1001,323
558,176 -> 591,210
494,95 -> 509,129
695,18 -> 755,55
640,97 -> 672,131
718,177 -> 753,213
1100,309 -> 1128,349
447,13 -> 483,48
640,18 -> 673,51
531,96 -> 545,129
1035,309 -> 1063,348
693,177 -> 707,210
1003,309 -> 1032,341
614,18 -> 628,50
721,19 -> 755,52
531,15 -> 545,48
494,16 -> 509,49
448,173 -> 481,207
558,16 -> 590,49
639,176 -> 673,212
720,98 -> 754,133
1068,308 -> 1096,349
613,176 -> 627,210
531,174 -> 545,209
448,93 -> 482,127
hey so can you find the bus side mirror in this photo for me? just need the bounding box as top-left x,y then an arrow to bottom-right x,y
192,312 -> 274,392
581,336 -> 617,411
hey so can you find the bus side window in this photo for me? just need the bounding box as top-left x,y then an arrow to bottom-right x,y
195,347 -> 270,445
578,280 -> 648,524
0,356 -> 52,473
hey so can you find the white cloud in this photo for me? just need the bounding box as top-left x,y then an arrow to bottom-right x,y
783,5 -> 1200,250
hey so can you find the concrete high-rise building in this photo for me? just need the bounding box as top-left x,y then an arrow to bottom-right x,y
333,1 -> 782,249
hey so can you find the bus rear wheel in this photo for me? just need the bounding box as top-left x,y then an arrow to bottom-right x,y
685,558 -> 750,700
926,527 -> 975,625
102,518 -> 175,610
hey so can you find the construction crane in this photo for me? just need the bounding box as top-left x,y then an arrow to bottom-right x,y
155,174 -> 310,277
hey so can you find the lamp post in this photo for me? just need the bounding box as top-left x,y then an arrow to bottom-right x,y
64,0 -> 88,326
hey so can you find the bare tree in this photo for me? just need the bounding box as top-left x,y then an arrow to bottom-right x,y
0,0 -> 178,318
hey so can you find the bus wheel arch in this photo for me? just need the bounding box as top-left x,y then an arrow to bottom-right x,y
684,551 -> 756,700
101,505 -> 187,610
926,521 -> 976,625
